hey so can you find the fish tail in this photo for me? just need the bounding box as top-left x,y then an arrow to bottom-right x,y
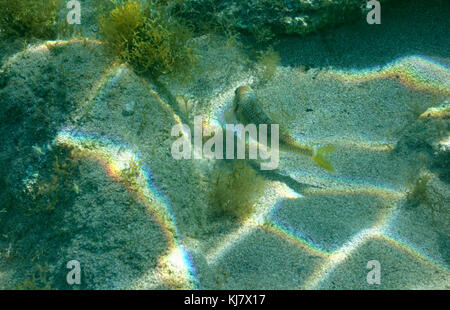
312,145 -> 336,172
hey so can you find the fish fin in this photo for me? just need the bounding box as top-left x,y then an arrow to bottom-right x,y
312,145 -> 336,172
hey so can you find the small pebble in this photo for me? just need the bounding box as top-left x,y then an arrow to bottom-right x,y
122,101 -> 136,116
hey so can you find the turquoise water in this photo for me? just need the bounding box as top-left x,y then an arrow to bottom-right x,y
0,0 -> 448,290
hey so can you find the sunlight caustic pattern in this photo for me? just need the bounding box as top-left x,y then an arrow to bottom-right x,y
205,182 -> 303,265
199,54 -> 450,288
419,102 -> 450,118
54,129 -> 199,289
8,39 -> 448,289
326,55 -> 450,96
0,39 -> 103,74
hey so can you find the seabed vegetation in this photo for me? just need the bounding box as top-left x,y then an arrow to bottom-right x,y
0,0 -> 448,290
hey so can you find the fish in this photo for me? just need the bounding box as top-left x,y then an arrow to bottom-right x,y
32,145 -> 44,155
73,183 -> 80,194
233,85 -> 335,171
419,102 -> 450,118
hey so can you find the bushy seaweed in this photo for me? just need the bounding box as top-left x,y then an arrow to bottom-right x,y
406,168 -> 447,225
99,0 -> 196,77
15,263 -> 54,290
0,0 -> 61,39
120,158 -> 142,191
406,171 -> 432,208
257,48 -> 281,82
1,145 -> 81,290
209,161 -> 266,220
22,146 -> 79,216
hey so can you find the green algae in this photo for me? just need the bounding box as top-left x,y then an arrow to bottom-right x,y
0,0 -> 61,39
99,0 -> 196,77
209,161 -> 266,220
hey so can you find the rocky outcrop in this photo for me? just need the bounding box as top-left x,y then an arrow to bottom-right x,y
174,0 -> 392,39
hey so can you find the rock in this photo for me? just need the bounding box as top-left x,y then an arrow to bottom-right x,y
432,136 -> 450,183
435,136 -> 450,153
173,0 -> 394,39
122,101 -> 136,116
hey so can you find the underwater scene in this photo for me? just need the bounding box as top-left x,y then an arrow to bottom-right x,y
0,0 -> 448,290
